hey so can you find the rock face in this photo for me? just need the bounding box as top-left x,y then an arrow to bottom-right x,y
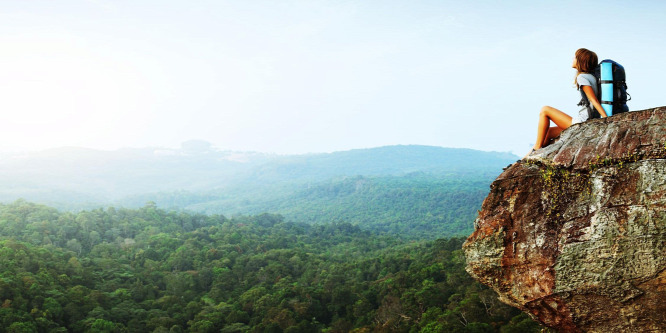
464,107 -> 666,332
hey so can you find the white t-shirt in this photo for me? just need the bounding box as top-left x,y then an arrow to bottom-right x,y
572,73 -> 598,124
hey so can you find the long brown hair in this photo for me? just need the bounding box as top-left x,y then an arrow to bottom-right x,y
574,48 -> 598,89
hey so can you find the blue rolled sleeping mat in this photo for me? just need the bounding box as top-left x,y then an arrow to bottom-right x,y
600,61 -> 614,115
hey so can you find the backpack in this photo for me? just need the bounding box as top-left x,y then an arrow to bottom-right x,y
578,59 -> 630,119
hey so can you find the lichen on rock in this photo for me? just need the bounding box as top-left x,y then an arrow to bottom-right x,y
464,107 -> 666,332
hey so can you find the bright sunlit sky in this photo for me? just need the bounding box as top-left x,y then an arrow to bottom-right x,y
1,0 -> 664,155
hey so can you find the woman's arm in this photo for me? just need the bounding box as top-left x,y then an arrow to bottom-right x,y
582,85 -> 608,118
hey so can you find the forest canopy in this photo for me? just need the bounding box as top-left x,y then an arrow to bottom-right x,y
0,200 -> 542,332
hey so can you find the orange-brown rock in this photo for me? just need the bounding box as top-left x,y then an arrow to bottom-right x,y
463,107 -> 666,332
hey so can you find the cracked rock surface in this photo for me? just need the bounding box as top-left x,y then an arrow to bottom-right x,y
463,107 -> 666,332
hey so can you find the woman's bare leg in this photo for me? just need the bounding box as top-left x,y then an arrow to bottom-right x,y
541,126 -> 564,148
533,106 -> 573,150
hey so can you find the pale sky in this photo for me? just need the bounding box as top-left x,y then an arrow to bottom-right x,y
1,0 -> 664,155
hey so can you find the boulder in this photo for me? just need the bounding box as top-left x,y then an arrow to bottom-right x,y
463,107 -> 666,332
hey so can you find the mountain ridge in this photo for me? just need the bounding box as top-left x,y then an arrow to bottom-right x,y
0,144 -> 517,204
0,144 -> 517,238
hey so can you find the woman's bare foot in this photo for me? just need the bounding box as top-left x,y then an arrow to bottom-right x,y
523,148 -> 536,159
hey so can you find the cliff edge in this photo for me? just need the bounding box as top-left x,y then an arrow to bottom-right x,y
463,107 -> 666,332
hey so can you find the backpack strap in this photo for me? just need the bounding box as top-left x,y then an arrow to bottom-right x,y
578,88 -> 600,119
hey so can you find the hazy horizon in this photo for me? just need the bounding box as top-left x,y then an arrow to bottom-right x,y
2,1 -> 664,156
0,140 -> 520,157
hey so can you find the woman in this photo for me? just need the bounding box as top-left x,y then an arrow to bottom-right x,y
530,48 -> 607,153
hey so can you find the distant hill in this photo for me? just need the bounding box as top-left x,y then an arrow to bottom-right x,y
242,145 -> 517,183
0,145 -> 517,238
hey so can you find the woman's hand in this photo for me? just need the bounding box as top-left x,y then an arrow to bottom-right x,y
582,85 -> 608,118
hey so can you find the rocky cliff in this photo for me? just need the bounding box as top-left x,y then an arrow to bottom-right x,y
464,107 -> 666,332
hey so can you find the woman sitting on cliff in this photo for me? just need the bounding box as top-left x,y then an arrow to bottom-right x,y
529,48 -> 607,153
